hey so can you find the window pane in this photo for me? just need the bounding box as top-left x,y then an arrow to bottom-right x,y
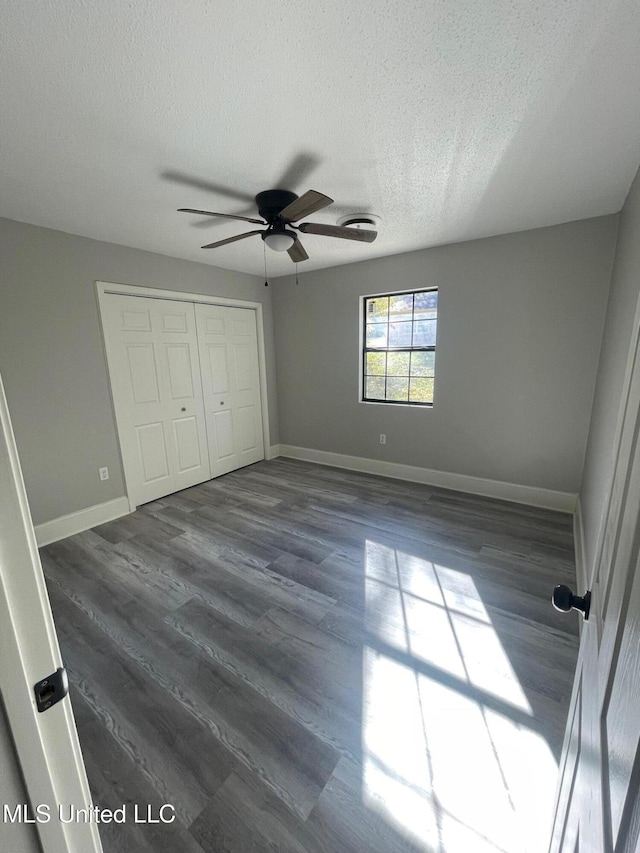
389,294 -> 414,317
366,352 -> 386,375
386,351 -> 410,375
389,322 -> 412,347
366,296 -> 389,321
413,319 -> 437,346
409,377 -> 434,403
366,323 -> 388,347
386,377 -> 409,401
410,351 -> 435,376
366,375 -> 385,399
362,289 -> 438,407
414,291 -> 438,319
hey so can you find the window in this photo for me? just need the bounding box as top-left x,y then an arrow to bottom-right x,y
362,288 -> 437,406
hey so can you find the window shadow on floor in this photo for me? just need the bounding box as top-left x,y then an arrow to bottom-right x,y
358,535 -> 579,853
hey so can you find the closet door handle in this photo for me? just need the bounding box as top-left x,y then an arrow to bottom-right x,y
552,585 -> 591,620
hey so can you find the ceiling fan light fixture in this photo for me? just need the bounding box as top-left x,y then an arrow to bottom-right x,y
263,230 -> 296,252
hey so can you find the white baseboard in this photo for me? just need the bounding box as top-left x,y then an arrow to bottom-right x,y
278,444 -> 577,513
35,496 -> 131,547
573,495 -> 587,590
33,450 -> 575,548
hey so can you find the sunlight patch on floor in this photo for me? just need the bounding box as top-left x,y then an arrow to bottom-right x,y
362,540 -> 558,853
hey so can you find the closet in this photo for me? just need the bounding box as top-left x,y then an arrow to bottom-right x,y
101,292 -> 264,507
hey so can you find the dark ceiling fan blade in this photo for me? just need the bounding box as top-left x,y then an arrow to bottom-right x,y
279,190 -> 334,222
201,230 -> 263,249
162,170 -> 254,203
275,152 -> 321,191
288,237 -> 309,263
297,222 -> 377,242
179,208 -> 265,225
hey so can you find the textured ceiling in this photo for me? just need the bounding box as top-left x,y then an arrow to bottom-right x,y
2,0 -> 640,277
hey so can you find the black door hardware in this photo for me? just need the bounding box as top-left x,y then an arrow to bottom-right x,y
34,667 -> 69,713
552,585 -> 591,621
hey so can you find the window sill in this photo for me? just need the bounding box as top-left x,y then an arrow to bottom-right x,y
359,399 -> 433,408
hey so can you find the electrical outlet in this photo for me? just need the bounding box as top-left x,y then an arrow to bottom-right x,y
379,434 -> 386,445
99,467 -> 109,481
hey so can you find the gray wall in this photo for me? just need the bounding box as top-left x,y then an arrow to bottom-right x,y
579,165 -> 640,583
0,218 -> 274,526
0,211 -> 622,527
0,694 -> 42,853
273,216 -> 618,494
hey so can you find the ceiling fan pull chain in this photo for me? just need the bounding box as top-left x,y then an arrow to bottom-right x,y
263,241 -> 269,287
296,263 -> 299,287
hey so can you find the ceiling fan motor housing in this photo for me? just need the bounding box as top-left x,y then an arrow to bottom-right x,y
255,189 -> 298,223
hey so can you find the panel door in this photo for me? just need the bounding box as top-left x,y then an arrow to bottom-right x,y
549,298 -> 640,853
102,294 -> 210,505
195,304 -> 264,478
0,371 -> 103,853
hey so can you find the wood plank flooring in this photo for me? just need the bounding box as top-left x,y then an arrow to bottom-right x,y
40,458 -> 579,853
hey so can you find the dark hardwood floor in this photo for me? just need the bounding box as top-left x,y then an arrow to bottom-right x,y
40,458 -> 579,852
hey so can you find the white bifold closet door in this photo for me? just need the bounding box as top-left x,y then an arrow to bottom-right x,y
102,294 -> 211,506
195,303 -> 265,477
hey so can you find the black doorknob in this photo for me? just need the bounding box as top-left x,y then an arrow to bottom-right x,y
552,585 -> 591,620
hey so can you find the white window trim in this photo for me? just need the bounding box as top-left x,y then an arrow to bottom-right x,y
358,286 -> 437,408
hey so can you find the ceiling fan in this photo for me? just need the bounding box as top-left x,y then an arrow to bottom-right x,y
178,189 -> 377,263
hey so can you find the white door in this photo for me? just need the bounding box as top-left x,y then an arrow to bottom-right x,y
0,372 -> 102,853
101,294 -> 210,506
550,296 -> 640,853
195,304 -> 265,477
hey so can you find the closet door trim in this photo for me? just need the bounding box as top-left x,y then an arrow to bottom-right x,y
96,280 -> 272,511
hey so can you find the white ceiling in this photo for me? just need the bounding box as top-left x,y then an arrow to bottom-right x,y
2,1 -> 640,278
